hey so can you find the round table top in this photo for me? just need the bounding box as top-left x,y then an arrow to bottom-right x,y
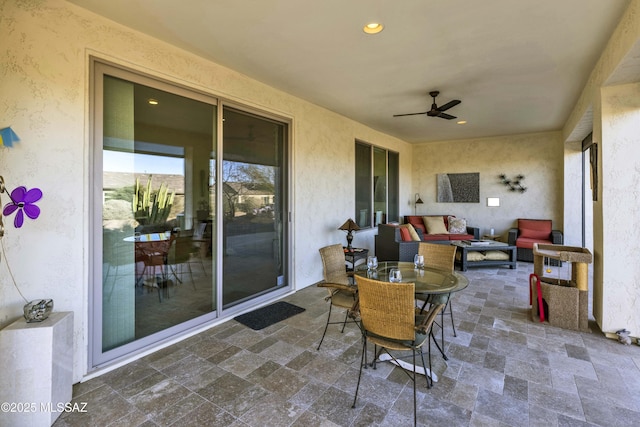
354,261 -> 469,295
123,232 -> 171,243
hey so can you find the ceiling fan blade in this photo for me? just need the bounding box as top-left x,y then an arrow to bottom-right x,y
392,111 -> 429,117
436,100 -> 461,112
437,112 -> 457,120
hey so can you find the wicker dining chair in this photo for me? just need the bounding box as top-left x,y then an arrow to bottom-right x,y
352,274 -> 444,426
316,243 -> 359,350
417,242 -> 457,326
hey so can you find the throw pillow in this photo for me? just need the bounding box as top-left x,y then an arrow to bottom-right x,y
448,216 -> 467,234
484,250 -> 510,261
423,216 -> 449,235
456,251 -> 485,261
398,226 -> 412,241
400,223 -> 421,241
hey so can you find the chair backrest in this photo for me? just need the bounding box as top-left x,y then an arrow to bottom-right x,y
319,244 -> 351,285
169,235 -> 196,264
418,242 -> 456,272
194,222 -> 207,239
517,219 -> 552,239
355,275 -> 416,341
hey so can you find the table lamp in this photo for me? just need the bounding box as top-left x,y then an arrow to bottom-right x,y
338,218 -> 360,251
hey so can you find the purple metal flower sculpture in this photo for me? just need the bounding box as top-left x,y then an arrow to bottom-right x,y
2,186 -> 42,228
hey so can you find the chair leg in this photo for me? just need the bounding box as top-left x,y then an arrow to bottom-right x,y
412,349 -> 417,427
448,299 -> 457,337
418,348 -> 431,389
340,310 -> 349,333
317,303 -> 334,350
352,337 -> 367,409
430,328 -> 448,361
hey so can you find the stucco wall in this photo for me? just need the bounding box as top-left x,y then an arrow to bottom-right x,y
0,0 -> 411,381
600,82 -> 640,336
563,0 -> 640,337
412,132 -> 564,239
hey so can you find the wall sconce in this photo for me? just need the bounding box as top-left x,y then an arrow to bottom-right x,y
338,218 -> 360,251
487,197 -> 500,207
414,193 -> 423,214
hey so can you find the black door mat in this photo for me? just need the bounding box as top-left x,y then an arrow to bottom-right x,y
234,301 -> 305,330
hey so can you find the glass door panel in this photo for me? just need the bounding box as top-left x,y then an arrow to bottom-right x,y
99,71 -> 216,358
221,107 -> 287,308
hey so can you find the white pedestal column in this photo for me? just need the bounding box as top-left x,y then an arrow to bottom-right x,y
0,311 -> 74,427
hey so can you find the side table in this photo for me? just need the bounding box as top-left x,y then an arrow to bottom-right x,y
344,247 -> 369,272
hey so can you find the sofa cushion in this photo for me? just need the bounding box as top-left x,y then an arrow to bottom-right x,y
423,216 -> 449,234
518,219 -> 551,240
448,233 -> 474,241
448,216 -> 467,234
406,216 -> 426,234
422,234 -> 450,242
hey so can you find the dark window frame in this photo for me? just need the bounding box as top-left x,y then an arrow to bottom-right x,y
355,141 -> 399,229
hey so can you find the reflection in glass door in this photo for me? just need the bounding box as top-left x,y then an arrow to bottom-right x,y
221,107 -> 287,307
96,63 -> 217,364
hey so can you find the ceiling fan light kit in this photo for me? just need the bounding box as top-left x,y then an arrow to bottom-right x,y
393,90 -> 461,120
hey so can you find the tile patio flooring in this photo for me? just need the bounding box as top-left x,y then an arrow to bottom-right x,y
55,262 -> 640,426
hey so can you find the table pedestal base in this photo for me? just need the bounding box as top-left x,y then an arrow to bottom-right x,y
378,353 -> 438,382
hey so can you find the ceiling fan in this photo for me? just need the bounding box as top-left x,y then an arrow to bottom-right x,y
393,91 -> 461,120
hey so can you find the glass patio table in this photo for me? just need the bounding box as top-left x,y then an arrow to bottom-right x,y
354,261 -> 469,304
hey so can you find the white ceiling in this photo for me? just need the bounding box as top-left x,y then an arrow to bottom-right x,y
67,0 -> 633,143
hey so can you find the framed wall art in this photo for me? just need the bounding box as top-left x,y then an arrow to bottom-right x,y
437,172 -> 480,203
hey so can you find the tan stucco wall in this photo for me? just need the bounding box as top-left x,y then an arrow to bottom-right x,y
0,0 -> 411,381
412,132 -> 564,239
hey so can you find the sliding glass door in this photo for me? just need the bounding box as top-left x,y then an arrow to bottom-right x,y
221,107 -> 288,307
92,62 -> 289,367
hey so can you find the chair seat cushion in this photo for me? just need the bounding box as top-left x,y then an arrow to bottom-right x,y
515,236 -> 553,249
366,328 -> 428,350
330,288 -> 358,309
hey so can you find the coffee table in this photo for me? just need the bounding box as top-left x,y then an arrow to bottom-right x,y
451,240 -> 517,271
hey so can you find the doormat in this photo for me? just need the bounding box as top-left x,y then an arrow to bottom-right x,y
234,301 -> 305,330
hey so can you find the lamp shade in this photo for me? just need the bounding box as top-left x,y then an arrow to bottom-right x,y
338,218 -> 360,232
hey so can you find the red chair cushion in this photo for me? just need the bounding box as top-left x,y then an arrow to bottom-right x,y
515,237 -> 553,249
518,219 -> 552,240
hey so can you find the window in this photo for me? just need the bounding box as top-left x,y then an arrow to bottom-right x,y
355,141 -> 399,228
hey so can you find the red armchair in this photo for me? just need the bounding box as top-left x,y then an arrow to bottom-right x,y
508,219 -> 563,264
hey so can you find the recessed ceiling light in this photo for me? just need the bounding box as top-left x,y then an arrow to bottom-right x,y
148,98 -> 159,105
363,22 -> 384,34
457,120 -> 467,125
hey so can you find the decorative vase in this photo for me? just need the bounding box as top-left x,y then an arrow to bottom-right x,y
23,299 -> 53,323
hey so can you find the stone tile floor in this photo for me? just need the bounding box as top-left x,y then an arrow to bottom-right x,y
55,262 -> 640,426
